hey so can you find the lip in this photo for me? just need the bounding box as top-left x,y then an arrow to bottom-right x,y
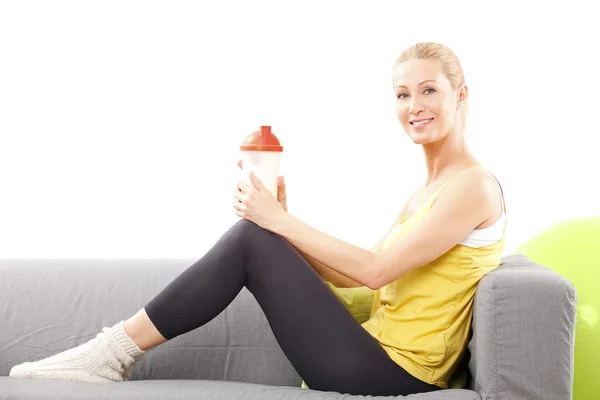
409,118 -> 434,124
409,118 -> 435,131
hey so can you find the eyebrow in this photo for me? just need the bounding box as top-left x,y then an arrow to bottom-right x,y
394,80 -> 438,89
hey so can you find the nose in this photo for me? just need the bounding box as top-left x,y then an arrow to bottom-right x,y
409,98 -> 424,115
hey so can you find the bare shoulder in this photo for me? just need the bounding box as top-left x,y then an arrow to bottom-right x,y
435,166 -> 502,226
467,166 -> 500,190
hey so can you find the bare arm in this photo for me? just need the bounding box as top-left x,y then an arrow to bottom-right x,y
291,189 -> 418,288
292,245 -> 364,287
238,158 -> 415,287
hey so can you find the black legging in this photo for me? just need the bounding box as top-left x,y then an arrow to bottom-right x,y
143,219 -> 440,396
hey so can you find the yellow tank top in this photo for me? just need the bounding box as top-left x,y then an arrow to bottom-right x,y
361,165 -> 507,389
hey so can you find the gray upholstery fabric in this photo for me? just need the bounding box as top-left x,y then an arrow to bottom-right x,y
0,256 -> 576,399
469,254 -> 577,400
0,259 -> 300,386
0,378 -> 480,400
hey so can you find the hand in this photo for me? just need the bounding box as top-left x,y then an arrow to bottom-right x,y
237,160 -> 287,212
234,170 -> 287,232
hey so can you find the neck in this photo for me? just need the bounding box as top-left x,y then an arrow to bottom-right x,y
421,129 -> 477,187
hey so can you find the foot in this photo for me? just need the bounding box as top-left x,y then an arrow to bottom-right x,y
9,321 -> 145,383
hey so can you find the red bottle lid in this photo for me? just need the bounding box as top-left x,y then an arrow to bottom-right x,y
240,126 -> 283,152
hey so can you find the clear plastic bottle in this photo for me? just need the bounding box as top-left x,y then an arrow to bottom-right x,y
239,126 -> 283,198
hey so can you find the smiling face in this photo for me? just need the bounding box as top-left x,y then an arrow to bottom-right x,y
393,58 -> 466,145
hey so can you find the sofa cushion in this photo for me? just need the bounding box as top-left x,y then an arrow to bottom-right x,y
0,259 -> 301,386
0,377 -> 482,400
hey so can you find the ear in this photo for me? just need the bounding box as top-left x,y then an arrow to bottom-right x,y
457,84 -> 468,106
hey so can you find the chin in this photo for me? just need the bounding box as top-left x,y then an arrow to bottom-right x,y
408,131 -> 437,145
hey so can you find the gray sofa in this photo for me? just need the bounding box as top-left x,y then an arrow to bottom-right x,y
0,254 -> 576,400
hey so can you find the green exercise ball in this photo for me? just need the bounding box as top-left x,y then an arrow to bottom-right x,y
515,216 -> 600,400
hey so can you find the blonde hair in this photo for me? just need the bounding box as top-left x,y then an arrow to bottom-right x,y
393,42 -> 469,133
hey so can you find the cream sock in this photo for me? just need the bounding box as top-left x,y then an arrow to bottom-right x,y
9,320 -> 146,383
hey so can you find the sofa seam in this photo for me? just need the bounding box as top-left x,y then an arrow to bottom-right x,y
223,307 -> 230,381
491,279 -> 498,399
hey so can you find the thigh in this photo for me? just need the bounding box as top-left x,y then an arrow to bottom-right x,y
238,220 -> 439,396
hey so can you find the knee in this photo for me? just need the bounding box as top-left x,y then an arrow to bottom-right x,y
229,219 -> 280,247
227,219 -> 295,263
232,219 -> 269,236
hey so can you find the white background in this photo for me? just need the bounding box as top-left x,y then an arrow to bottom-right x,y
1,1 -> 598,259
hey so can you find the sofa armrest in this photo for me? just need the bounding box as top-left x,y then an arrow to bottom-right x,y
468,254 -> 577,400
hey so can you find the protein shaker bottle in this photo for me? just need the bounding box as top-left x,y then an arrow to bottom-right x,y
239,126 -> 283,198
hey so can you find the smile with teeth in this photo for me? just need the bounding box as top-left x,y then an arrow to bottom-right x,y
411,118 -> 433,127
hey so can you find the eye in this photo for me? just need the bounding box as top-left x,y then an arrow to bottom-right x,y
396,88 -> 436,99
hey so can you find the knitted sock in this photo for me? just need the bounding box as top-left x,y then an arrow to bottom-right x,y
9,320 -> 146,383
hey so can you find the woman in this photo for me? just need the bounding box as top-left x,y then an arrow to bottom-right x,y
10,42 -> 506,396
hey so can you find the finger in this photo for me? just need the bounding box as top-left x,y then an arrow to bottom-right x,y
277,176 -> 286,188
238,180 -> 254,195
237,160 -> 242,169
249,171 -> 266,192
234,190 -> 246,202
233,199 -> 246,212
278,180 -> 286,195
234,207 -> 245,218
